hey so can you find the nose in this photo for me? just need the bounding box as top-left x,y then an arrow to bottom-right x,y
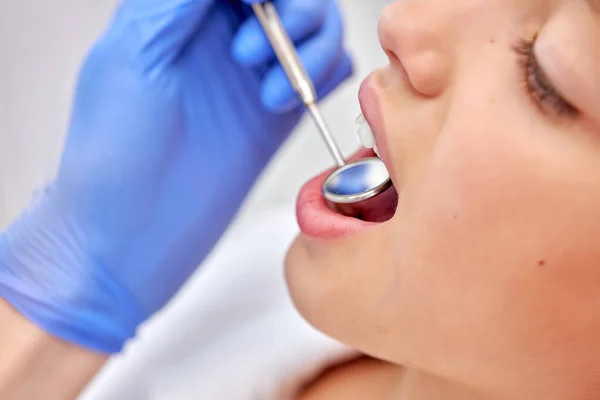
378,1 -> 453,97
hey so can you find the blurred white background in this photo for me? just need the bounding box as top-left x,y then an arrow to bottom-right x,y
0,1 -> 393,398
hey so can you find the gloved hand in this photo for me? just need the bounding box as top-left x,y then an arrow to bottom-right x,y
0,0 -> 352,353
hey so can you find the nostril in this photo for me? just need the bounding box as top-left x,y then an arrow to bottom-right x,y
383,48 -> 449,98
383,49 -> 401,71
383,49 -> 417,93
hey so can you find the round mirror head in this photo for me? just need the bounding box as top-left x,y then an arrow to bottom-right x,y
322,157 -> 392,204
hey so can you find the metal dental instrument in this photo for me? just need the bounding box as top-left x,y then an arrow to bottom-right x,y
251,2 -> 344,167
252,2 -> 397,222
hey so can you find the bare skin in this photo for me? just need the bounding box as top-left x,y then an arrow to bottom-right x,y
0,299 -> 105,400
299,357 -> 404,400
288,0 -> 600,399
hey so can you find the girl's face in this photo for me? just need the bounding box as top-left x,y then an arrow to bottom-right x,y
287,0 -> 600,396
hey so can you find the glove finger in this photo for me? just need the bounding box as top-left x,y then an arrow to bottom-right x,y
259,1 -> 348,112
107,0 -> 215,74
262,50 -> 353,113
232,0 -> 331,66
314,52 -> 354,101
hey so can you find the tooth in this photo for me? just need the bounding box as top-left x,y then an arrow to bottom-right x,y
373,143 -> 380,158
356,113 -> 375,149
358,123 -> 375,149
355,113 -> 366,125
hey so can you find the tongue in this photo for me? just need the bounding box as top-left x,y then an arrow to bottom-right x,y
330,183 -> 398,223
356,184 -> 398,222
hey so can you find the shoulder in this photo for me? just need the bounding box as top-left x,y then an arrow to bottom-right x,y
298,357 -> 404,400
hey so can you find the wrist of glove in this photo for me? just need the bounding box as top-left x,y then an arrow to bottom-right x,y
0,188 -> 145,352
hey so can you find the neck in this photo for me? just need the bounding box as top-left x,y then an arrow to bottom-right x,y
394,367 -> 600,400
394,369 -> 483,400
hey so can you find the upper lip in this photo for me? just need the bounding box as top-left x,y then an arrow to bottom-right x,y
358,74 -> 394,182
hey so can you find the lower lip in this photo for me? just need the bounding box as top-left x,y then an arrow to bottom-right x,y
296,148 -> 380,239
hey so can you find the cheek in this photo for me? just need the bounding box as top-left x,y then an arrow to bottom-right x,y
390,107 -> 600,380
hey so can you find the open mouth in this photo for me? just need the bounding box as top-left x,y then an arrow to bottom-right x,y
296,116 -> 398,239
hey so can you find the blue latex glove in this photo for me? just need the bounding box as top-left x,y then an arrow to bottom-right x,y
0,0 -> 352,353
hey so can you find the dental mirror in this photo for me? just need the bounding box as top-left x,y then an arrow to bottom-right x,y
322,157 -> 397,222
253,1 -> 397,221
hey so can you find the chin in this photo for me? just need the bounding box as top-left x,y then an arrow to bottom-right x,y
284,224 -> 397,354
284,232 -> 343,339
284,234 -> 319,324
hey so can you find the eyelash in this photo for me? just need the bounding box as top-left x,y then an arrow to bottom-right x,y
514,36 -> 578,118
